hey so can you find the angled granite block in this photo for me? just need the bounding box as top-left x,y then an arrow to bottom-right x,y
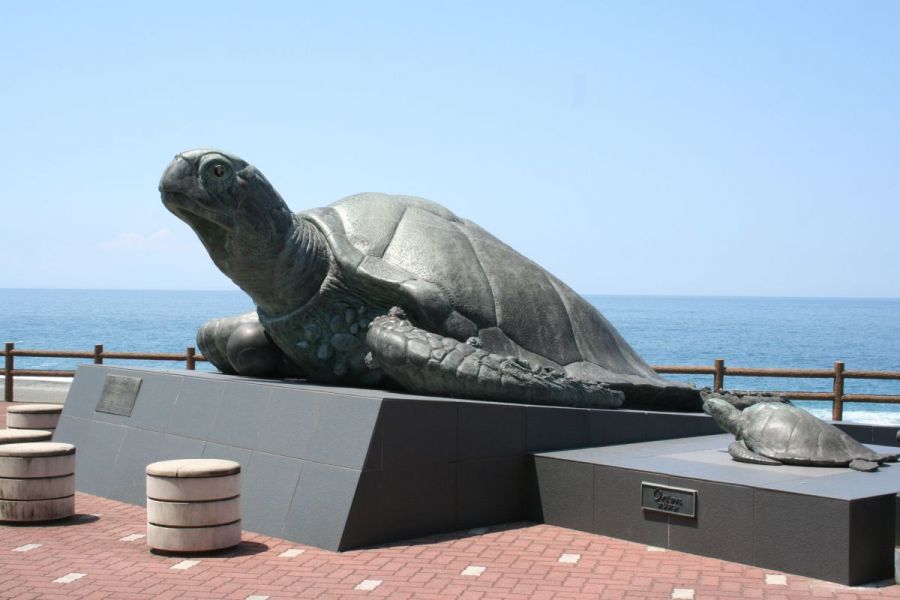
284,461 -> 360,551
529,456 -> 593,532
305,394 -> 382,470
242,452 -> 305,539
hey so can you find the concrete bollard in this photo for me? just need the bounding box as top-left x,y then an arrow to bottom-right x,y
6,404 -> 63,432
0,442 -> 76,522
0,430 -> 53,445
145,459 -> 241,552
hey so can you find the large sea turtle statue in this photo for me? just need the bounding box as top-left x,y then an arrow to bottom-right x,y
159,149 -> 701,410
704,397 -> 898,471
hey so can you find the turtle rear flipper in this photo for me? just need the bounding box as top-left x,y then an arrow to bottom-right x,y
850,459 -> 879,472
728,441 -> 781,466
366,311 -> 624,409
876,452 -> 899,463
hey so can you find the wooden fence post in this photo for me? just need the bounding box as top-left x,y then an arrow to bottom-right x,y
186,347 -> 196,370
713,358 -> 725,392
93,344 -> 104,365
832,361 -> 845,421
4,342 -> 13,402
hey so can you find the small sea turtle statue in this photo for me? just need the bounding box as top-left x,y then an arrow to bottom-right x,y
159,149 -> 701,410
703,397 -> 898,471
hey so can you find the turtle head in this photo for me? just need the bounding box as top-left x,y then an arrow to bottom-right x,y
160,149 -> 328,315
160,149 -> 294,245
702,396 -> 742,437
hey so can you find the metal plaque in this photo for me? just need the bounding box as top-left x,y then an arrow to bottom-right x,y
641,482 -> 697,518
95,374 -> 142,417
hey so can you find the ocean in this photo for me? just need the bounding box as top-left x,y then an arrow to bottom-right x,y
2,289 -> 898,424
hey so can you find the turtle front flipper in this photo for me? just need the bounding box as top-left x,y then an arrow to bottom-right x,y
728,441 -> 781,466
365,310 -> 624,409
849,459 -> 879,472
198,312 -> 295,378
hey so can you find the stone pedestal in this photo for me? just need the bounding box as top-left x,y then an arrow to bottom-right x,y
146,458 -> 242,552
7,404 -> 63,432
0,442 -> 75,522
531,434 -> 899,586
55,365 -> 727,551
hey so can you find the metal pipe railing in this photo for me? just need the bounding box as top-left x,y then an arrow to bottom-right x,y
2,344 -> 898,421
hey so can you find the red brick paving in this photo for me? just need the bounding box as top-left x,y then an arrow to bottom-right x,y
3,404 -> 900,599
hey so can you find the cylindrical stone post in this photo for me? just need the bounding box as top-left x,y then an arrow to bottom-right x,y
6,404 -> 63,432
145,459 -> 241,552
0,442 -> 76,522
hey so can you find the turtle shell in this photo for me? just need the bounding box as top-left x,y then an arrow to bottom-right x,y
739,403 -> 882,465
298,193 -> 682,394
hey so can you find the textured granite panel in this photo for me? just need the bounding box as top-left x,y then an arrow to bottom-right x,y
109,427 -> 164,506
242,452 -> 305,538
379,398 -> 457,469
208,381 -> 271,448
593,465 -> 669,547
753,490 -> 849,582
457,457 -> 525,530
526,406 -> 590,452
284,461 -> 360,551
256,387 -> 323,458
847,495 -> 895,585
167,376 -> 225,439
458,402 -> 526,461
381,463 -> 457,544
305,394 -> 382,470
666,477 -> 754,564
529,457 -> 593,532
126,371 -> 183,432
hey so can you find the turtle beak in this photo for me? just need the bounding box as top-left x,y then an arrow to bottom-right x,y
159,155 -> 194,196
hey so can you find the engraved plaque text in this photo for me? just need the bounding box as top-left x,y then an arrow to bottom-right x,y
641,482 -> 697,518
95,374 -> 142,417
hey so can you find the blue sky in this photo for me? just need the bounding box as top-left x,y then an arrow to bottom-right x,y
1,1 -> 897,297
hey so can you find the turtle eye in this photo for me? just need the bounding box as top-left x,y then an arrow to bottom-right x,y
213,164 -> 225,177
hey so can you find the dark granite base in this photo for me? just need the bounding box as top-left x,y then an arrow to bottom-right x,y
531,435 -> 899,586
55,365 -> 725,551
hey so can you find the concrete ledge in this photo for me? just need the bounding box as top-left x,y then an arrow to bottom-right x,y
0,495 -> 75,522
0,474 -> 74,500
0,453 -> 75,478
147,520 -> 242,552
147,473 -> 241,502
0,430 -> 53,445
147,497 -> 241,527
7,406 -> 61,428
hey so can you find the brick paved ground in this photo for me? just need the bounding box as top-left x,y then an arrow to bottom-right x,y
3,404 -> 900,600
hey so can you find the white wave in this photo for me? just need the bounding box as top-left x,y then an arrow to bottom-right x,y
805,407 -> 900,427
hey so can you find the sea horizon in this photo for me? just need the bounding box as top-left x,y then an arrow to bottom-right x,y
2,288 -> 898,424
3,286 -> 899,301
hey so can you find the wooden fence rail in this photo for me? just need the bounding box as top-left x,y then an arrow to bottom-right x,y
1,342 -> 206,403
2,342 -> 899,421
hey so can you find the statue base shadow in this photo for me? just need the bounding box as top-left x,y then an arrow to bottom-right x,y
531,434 -> 900,586
55,365 -> 723,552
